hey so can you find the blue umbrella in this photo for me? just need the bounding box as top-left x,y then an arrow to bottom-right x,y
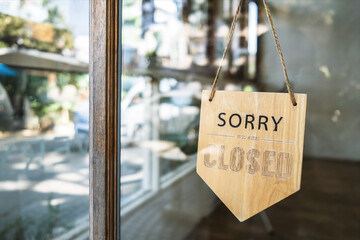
0,63 -> 18,77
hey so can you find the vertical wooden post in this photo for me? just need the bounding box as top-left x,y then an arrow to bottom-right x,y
90,0 -> 119,239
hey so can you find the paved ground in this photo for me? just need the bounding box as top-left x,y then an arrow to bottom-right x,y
0,134 -> 195,239
0,137 -> 90,240
0,135 -> 153,239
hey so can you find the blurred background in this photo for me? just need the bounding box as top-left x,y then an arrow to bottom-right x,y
0,1 -> 90,239
0,0 -> 359,240
120,0 -> 360,240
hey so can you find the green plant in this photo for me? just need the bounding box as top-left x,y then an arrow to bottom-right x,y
0,12 -> 73,53
0,194 -> 73,240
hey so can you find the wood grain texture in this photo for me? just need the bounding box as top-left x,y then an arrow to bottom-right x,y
197,90 -> 307,221
90,0 -> 119,239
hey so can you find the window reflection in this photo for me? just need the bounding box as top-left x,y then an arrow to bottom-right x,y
0,1 -> 89,239
121,0 -> 257,219
121,0 -> 360,240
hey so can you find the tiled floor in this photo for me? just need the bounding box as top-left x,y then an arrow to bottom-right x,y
185,158 -> 360,240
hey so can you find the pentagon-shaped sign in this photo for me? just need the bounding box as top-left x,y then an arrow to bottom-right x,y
197,90 -> 307,221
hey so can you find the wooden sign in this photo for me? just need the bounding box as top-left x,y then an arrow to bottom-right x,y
197,90 -> 307,221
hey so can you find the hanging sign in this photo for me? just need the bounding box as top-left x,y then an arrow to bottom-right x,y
196,90 -> 307,221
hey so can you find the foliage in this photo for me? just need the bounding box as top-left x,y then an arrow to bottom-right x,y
0,194 -> 72,240
24,72 -> 88,129
0,13 -> 26,45
0,13 -> 73,53
42,0 -> 64,25
124,0 -> 136,8
25,74 -> 61,127
55,72 -> 88,90
33,194 -> 72,240
56,72 -> 72,90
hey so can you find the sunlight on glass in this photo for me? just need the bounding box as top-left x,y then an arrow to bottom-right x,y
0,1 -> 89,239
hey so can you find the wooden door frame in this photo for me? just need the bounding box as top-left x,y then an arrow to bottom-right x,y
89,0 -> 120,239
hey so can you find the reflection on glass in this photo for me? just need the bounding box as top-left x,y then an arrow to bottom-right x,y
121,1 -> 257,238
121,0 -> 360,239
0,1 -> 89,239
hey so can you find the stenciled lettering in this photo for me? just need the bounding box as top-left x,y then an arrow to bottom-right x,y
202,144 -> 292,180
276,152 -> 293,180
230,147 -> 244,172
204,144 -> 218,168
218,145 -> 228,170
262,150 -> 276,177
246,149 -> 260,174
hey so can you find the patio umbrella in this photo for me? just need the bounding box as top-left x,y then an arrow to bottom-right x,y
0,63 -> 18,77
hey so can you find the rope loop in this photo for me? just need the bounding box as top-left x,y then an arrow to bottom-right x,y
209,0 -> 297,106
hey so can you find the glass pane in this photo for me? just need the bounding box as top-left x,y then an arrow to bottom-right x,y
121,0 -> 360,240
120,0 -> 255,238
121,0 -> 257,204
0,1 -> 89,239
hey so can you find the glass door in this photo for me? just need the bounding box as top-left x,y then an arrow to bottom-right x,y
120,0 -> 258,239
119,1 -> 360,240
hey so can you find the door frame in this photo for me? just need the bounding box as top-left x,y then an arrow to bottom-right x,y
89,0 -> 120,239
